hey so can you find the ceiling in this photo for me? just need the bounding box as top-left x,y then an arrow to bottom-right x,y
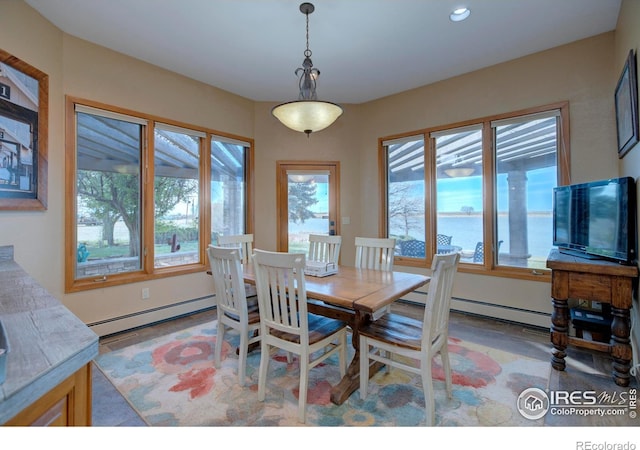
25,0 -> 621,104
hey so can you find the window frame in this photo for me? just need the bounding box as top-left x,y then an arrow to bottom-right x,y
379,101 -> 570,282
65,96 -> 254,292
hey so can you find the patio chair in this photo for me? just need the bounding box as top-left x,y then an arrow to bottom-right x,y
437,234 -> 452,246
473,240 -> 503,263
399,239 -> 425,257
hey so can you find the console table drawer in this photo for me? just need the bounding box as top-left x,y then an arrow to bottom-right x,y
567,272 -> 611,302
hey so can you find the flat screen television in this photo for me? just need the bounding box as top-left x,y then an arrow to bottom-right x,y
552,177 -> 637,264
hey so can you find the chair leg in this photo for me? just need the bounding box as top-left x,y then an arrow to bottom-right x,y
298,352 -> 309,423
440,347 -> 453,398
258,341 -> 270,402
421,358 -> 436,426
359,336 -> 369,399
237,330 -> 248,387
214,321 -> 224,368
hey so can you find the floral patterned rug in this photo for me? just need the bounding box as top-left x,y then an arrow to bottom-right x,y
94,322 -> 550,426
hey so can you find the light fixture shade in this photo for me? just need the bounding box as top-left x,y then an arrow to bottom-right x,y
444,167 -> 475,177
272,100 -> 343,135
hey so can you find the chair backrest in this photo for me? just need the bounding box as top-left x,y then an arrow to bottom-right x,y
399,239 -> 425,257
436,234 -> 452,246
473,240 -> 503,263
207,245 -> 249,318
422,252 -> 460,349
217,234 -> 254,264
472,242 -> 484,262
354,237 -> 396,271
308,234 -> 342,265
253,249 -> 310,344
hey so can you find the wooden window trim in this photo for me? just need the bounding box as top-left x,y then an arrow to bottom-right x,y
64,96 -> 254,292
379,101 -> 570,282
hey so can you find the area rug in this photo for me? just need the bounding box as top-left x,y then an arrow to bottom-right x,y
94,321 -> 550,426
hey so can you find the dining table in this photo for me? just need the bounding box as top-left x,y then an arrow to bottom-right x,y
241,263 -> 430,405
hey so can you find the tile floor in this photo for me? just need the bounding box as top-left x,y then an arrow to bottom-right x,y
91,303 -> 638,427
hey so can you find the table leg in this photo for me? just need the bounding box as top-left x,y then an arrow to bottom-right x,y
329,309 -> 384,405
550,296 -> 569,371
610,305 -> 632,387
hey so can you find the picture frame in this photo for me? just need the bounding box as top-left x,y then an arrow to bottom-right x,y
615,49 -> 639,158
0,49 -> 48,210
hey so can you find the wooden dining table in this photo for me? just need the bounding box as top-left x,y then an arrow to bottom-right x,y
241,263 -> 430,405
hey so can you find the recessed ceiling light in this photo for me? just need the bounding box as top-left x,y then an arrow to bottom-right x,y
450,7 -> 470,22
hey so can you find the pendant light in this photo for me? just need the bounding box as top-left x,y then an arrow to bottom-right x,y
271,2 -> 343,137
444,154 -> 475,177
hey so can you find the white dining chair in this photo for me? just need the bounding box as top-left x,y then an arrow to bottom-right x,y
359,252 -> 460,425
308,234 -> 342,265
354,237 -> 396,272
217,233 -> 254,264
207,245 -> 261,386
217,233 -> 257,297
253,249 -> 348,423
355,236 -> 397,317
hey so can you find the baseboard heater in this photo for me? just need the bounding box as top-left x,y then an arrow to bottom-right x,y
398,292 -> 551,329
87,295 -> 215,337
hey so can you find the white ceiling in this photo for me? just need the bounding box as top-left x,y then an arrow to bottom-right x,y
25,0 -> 621,104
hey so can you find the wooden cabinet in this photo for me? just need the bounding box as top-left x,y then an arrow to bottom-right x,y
546,249 -> 638,386
5,364 -> 92,426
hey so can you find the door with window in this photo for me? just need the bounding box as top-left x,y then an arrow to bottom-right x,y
276,161 -> 339,257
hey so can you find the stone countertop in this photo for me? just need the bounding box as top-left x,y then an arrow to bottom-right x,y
0,245 -> 99,424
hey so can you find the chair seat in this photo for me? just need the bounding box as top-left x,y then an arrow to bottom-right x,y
244,283 -> 257,298
223,308 -> 260,325
359,313 -> 423,351
271,313 -> 347,345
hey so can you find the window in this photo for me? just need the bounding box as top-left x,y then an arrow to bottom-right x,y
73,105 -> 145,280
154,123 -> 204,268
381,102 -> 569,279
66,98 -> 253,291
210,135 -> 252,241
385,136 -> 426,258
433,125 -> 484,264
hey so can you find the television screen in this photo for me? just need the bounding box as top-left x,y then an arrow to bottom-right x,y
552,177 -> 637,264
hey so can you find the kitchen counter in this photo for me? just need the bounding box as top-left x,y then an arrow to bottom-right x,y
0,245 -> 99,425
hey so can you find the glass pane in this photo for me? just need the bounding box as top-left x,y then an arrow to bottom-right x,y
154,127 -> 200,268
495,116 -> 558,269
75,112 -> 142,278
387,137 -> 426,257
435,128 -> 484,263
287,171 -> 329,255
211,139 -> 246,242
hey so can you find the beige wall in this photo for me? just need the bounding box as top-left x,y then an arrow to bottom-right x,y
0,0 -> 635,335
356,32 -> 618,325
0,1 -> 256,334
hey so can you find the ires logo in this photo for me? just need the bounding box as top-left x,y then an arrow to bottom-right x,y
517,388 -> 633,420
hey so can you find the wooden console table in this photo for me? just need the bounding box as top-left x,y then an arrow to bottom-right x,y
546,249 -> 638,387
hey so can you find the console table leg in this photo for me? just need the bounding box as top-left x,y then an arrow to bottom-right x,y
610,306 -> 631,387
550,296 -> 569,371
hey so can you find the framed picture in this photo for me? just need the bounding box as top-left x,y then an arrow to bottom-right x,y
615,49 -> 639,158
0,49 -> 48,210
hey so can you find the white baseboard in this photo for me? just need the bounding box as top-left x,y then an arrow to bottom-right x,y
401,290 -> 550,329
88,295 -> 216,337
